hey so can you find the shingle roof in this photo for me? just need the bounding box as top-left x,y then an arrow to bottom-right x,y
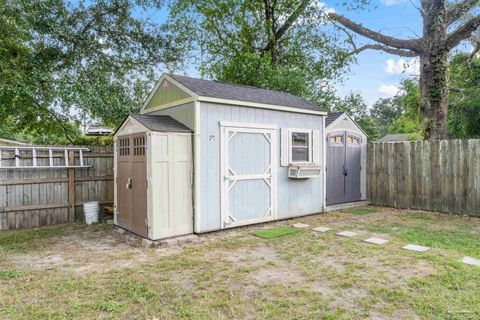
325,112 -> 346,127
131,114 -> 192,133
168,74 -> 324,112
376,133 -> 410,142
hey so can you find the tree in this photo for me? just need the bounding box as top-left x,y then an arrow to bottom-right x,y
328,0 -> 480,140
0,0 -> 184,144
333,92 -> 368,119
167,0 -> 352,108
389,80 -> 423,139
370,96 -> 404,137
447,53 -> 480,137
332,92 -> 380,139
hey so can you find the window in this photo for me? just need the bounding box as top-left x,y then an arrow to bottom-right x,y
347,136 -> 360,145
133,136 -> 145,156
281,128 -> 320,166
118,138 -> 130,156
290,130 -> 312,163
329,135 -> 343,144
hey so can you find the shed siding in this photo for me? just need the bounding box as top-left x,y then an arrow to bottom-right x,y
199,102 -> 324,232
326,115 -> 368,200
147,102 -> 194,130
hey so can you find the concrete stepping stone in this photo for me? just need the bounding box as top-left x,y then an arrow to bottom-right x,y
336,231 -> 358,238
364,237 -> 389,245
403,244 -> 430,252
312,226 -> 331,233
460,256 -> 480,266
292,223 -> 309,229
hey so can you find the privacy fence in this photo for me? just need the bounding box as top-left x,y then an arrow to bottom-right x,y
0,145 -> 113,231
367,140 -> 480,216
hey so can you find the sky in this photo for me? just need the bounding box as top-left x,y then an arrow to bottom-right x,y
332,0 -> 423,106
136,0 -> 428,107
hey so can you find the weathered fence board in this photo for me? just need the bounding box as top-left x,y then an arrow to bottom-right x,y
0,145 -> 113,230
367,140 -> 480,216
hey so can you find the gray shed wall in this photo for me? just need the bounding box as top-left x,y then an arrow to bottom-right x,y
199,102 -> 324,232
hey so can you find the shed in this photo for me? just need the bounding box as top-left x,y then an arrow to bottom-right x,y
114,114 -> 193,239
114,73 -> 327,239
325,112 -> 367,206
376,133 -> 410,142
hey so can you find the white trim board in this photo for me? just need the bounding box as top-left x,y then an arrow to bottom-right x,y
193,100 -> 202,233
200,96 -> 327,116
219,121 -> 278,130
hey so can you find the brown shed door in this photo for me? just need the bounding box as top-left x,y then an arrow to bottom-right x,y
116,134 -> 148,238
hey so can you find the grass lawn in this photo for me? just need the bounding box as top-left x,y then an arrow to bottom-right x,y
0,207 -> 479,319
251,226 -> 300,239
346,208 -> 378,215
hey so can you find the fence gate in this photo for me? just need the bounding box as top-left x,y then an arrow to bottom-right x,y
220,123 -> 277,228
326,132 -> 362,205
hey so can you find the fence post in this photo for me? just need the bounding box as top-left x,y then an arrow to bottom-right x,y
68,150 -> 75,223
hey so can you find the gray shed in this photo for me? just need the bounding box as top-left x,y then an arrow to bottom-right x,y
325,112 -> 367,206
114,73 -> 328,239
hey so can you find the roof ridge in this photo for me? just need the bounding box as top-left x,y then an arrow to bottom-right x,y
165,73 -> 324,112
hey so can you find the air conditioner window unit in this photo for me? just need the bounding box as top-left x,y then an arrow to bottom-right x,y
288,164 -> 322,179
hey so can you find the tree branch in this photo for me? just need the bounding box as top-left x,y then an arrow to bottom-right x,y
446,0 -> 480,25
273,0 -> 310,42
33,100 -> 78,144
262,0 -> 311,53
352,44 -> 418,57
328,12 -> 422,52
468,40 -> 480,63
446,15 -> 480,49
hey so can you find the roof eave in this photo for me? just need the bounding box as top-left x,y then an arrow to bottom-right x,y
327,112 -> 369,137
197,96 -> 327,116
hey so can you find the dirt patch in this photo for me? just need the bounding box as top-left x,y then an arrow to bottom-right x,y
4,229 -> 153,274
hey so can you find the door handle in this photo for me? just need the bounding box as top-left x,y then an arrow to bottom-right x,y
126,176 -> 133,189
343,165 -> 348,176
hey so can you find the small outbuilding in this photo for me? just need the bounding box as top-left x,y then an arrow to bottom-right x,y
114,114 -> 193,239
376,133 -> 410,142
325,112 -> 367,206
114,74 -> 366,240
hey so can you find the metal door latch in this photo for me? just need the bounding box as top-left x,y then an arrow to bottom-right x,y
126,176 -> 133,189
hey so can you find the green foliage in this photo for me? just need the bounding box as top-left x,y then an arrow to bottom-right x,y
167,0 -> 353,108
370,97 -> 404,137
251,226 -> 300,239
388,80 -> 423,140
214,53 -> 309,99
0,0 -> 185,144
332,92 -> 381,140
447,53 -> 480,138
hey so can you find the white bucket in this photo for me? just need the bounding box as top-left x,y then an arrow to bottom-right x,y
84,201 -> 99,225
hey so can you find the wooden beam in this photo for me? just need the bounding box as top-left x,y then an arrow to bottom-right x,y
0,175 -> 113,186
3,201 -> 113,213
68,150 -> 75,223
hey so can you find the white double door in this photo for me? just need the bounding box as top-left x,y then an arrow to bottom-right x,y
220,123 -> 277,228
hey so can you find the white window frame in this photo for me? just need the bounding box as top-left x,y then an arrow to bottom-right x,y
288,128 -> 313,164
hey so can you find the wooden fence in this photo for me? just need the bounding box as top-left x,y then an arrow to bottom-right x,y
367,140 -> 480,216
0,145 -> 114,230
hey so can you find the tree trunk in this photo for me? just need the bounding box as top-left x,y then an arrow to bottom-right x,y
419,0 -> 449,140
419,52 -> 449,140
